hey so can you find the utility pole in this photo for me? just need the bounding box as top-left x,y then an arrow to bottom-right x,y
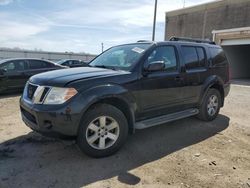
152,0 -> 158,41
183,0 -> 186,8
101,43 -> 104,53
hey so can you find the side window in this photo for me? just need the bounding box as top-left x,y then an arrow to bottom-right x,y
182,46 -> 199,69
146,46 -> 177,71
209,47 -> 226,66
1,62 -> 15,72
196,47 -> 206,67
62,61 -> 69,66
73,60 -> 80,65
67,60 -> 73,66
1,60 -> 27,72
29,60 -> 51,69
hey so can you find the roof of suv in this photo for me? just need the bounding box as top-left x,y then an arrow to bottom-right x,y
134,37 -> 221,48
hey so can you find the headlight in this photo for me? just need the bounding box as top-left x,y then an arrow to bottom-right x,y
43,87 -> 78,104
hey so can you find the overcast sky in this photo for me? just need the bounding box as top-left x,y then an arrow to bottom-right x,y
0,0 -> 214,54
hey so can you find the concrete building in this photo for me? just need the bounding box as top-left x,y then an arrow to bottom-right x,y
0,48 -> 96,62
165,0 -> 250,79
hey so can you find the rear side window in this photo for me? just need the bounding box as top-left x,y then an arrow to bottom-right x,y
29,60 -> 52,69
182,46 -> 199,69
209,47 -> 227,66
182,46 -> 206,70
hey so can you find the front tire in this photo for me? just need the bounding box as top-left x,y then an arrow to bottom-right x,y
77,104 -> 128,158
197,88 -> 221,121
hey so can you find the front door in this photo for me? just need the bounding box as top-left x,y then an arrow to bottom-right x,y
137,45 -> 185,120
0,60 -> 28,91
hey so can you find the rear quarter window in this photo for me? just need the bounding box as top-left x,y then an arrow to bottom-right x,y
209,47 -> 227,66
28,60 -> 52,69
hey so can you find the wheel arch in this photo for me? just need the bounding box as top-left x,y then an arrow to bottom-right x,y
78,84 -> 137,134
199,75 -> 225,107
90,97 -> 135,134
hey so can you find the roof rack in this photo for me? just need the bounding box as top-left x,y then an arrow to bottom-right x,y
169,36 -> 216,45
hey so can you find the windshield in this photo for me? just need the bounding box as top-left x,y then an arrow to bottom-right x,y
0,59 -> 9,65
56,60 -> 67,65
89,43 -> 151,71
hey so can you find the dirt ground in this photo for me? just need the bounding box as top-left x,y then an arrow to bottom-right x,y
0,84 -> 250,188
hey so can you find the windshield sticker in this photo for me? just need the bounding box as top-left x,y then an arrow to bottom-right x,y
132,47 -> 145,54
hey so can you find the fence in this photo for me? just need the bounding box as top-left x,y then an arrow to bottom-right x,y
0,49 -> 96,62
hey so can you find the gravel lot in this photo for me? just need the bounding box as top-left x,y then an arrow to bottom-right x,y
0,84 -> 250,188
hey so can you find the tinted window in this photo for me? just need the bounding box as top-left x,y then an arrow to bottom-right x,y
0,60 -> 27,72
182,46 -> 199,69
146,46 -> 177,71
209,47 -> 227,66
73,60 -> 80,65
66,60 -> 73,66
196,47 -> 206,67
29,60 -> 51,69
61,61 -> 69,66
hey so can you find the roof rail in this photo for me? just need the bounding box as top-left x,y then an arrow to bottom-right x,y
169,36 -> 216,45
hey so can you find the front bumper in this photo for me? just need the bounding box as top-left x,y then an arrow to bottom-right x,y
20,97 -> 81,137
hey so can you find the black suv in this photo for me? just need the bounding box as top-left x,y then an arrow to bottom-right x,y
20,38 -> 230,157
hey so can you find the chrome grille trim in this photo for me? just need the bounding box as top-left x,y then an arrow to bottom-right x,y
26,82 -> 51,104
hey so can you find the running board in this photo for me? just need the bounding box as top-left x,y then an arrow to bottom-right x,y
135,108 -> 199,129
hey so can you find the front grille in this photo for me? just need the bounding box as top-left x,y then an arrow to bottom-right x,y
21,107 -> 37,124
27,83 -> 38,100
39,87 -> 50,103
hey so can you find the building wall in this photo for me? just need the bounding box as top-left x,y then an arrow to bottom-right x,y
165,0 -> 250,40
0,49 -> 96,62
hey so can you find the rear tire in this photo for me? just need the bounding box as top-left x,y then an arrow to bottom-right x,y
77,104 -> 128,158
197,88 -> 221,121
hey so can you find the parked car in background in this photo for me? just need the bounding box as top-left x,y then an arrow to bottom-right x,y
0,58 -> 66,93
56,59 -> 89,68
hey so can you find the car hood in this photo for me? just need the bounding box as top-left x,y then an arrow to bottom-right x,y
29,67 -> 129,87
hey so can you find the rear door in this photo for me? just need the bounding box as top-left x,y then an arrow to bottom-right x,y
26,60 -> 57,77
180,45 -> 208,105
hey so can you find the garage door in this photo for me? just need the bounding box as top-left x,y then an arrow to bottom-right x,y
221,38 -> 250,46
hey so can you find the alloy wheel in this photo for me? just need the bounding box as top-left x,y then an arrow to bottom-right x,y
85,116 -> 120,150
207,95 -> 219,116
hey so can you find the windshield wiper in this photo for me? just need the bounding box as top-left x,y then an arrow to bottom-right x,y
92,65 -> 116,70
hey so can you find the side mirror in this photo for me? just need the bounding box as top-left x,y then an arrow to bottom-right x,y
145,61 -> 165,72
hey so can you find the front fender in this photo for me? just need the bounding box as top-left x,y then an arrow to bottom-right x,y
77,83 -> 137,127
